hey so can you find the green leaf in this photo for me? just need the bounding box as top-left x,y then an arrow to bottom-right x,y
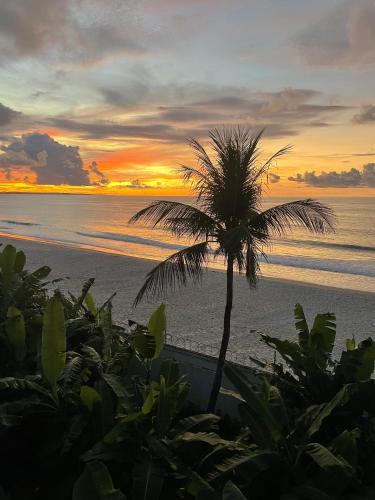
95,379 -> 115,435
85,292 -> 97,316
155,375 -> 170,436
175,432 -> 233,447
310,312 -> 336,366
103,373 -> 135,411
330,429 -> 360,467
147,303 -> 166,359
142,381 -> 160,414
346,338 -> 356,351
303,442 -> 355,479
172,414 -> 220,435
158,359 -> 180,387
222,481 -> 247,500
132,331 -> 156,360
185,471 -> 217,500
261,335 -> 304,376
28,265 -> 51,281
14,250 -> 26,273
224,364 -> 282,448
0,376 -> 51,398
73,461 -> 126,500
303,384 -> 355,439
294,303 -> 309,350
131,461 -> 164,500
100,305 -> 113,364
1,245 -> 16,287
207,448 -> 280,483
80,386 -> 102,411
5,306 -> 26,362
41,296 -> 66,392
339,338 -> 375,382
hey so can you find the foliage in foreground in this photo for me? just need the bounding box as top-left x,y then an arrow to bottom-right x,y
0,244 -> 375,499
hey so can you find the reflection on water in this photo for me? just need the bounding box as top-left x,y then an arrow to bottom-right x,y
1,194 -> 374,293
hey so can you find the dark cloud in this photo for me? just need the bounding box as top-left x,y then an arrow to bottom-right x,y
0,103 -> 21,127
0,0 -> 70,56
294,0 -> 375,67
0,133 -> 106,185
156,106 -> 224,123
48,117 -> 184,141
88,161 -> 109,186
0,0 -> 147,65
127,179 -> 155,189
353,105 -> 375,124
289,164 -> 375,188
94,86 -> 349,141
268,173 -> 281,184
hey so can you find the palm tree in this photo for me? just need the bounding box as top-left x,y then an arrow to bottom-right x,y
129,128 -> 335,411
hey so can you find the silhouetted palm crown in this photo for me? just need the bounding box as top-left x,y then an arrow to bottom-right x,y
130,129 -> 334,305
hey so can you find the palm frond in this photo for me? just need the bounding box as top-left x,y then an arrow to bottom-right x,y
252,144 -> 292,182
187,137 -> 218,178
254,199 -> 335,236
179,164 -> 209,185
245,243 -> 262,287
133,241 -> 209,306
128,200 -> 217,239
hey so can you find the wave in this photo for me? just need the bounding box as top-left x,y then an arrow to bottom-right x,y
283,238 -> 375,254
76,230 -> 186,251
1,220 -> 39,226
77,230 -> 375,278
264,254 -> 375,278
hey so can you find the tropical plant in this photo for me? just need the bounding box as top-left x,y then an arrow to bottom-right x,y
0,282 -> 169,500
129,127 -> 335,411
224,362 -> 375,499
260,303 -> 375,406
77,357 -> 276,500
0,244 -> 51,375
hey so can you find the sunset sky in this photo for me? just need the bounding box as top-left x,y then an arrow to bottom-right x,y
0,0 -> 374,196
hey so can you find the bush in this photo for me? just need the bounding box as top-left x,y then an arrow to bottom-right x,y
0,245 -> 374,499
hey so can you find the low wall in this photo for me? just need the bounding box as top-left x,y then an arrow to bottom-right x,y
156,344 -> 259,417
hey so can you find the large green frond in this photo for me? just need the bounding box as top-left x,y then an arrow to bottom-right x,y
133,241 -> 209,306
254,199 -> 335,236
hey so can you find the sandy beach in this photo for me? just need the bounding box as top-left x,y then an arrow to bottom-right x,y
3,235 -> 374,363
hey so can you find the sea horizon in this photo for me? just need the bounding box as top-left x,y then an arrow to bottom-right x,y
1,193 -> 374,294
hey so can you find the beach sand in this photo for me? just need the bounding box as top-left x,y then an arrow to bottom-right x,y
2,235 -> 374,363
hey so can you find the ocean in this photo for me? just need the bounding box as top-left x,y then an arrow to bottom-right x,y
0,194 -> 374,293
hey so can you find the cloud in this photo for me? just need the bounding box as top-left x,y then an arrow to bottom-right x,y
268,173 -> 280,184
353,105 -> 375,124
294,0 -> 375,67
0,0 -> 147,65
112,179 -> 156,189
0,133 -> 106,185
128,179 -> 155,189
88,161 -> 109,186
288,164 -> 375,188
56,85 -> 348,143
0,103 -> 21,127
48,117 -> 185,141
0,0 -> 70,57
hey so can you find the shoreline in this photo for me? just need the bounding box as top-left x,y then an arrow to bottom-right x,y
1,233 -> 374,363
1,231 -> 373,298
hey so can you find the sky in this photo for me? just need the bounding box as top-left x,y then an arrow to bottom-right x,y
0,0 -> 374,196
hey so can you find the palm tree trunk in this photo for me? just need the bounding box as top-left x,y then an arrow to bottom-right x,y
207,254 -> 234,412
